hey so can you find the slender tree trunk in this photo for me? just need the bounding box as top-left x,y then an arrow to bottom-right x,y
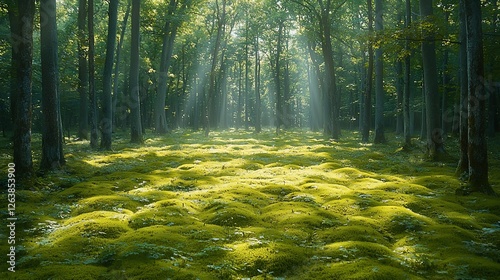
205,0 -> 226,136
112,1 -> 131,131
403,0 -> 411,147
130,0 -> 142,143
77,0 -> 89,140
40,0 -> 64,170
237,61 -> 243,129
362,0 -> 374,143
396,60 -> 403,135
7,0 -> 19,127
441,10 -> 450,137
244,17 -> 250,130
11,0 -> 35,177
373,0 -> 385,143
254,33 -> 261,133
88,0 -> 98,148
155,0 -> 180,134
456,0 -> 468,177
395,0 -> 404,135
463,0 -> 495,195
420,0 -> 444,159
101,0 -> 119,150
275,20 -> 283,135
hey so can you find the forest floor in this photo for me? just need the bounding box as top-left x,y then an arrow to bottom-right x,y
1,129 -> 499,279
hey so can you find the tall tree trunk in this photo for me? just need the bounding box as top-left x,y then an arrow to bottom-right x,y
10,0 -> 35,177
441,9 -> 450,137
130,0 -> 142,143
320,4 -> 339,139
403,0 -> 412,147
244,17 -> 250,130
362,0 -> 374,143
7,0 -> 19,127
77,0 -> 89,140
112,1 -> 131,131
205,0 -> 226,136
155,0 -> 180,134
40,0 -> 64,170
274,20 -> 283,135
463,0 -> 495,195
420,0 -> 444,159
457,0 -> 470,176
395,0 -> 404,135
373,0 -> 385,143
101,0 -> 119,150
88,0 -> 98,148
254,33 -> 262,133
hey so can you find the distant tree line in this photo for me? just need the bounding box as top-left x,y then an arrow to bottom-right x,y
1,0 -> 497,194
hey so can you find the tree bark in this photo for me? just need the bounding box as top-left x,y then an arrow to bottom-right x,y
155,0 -> 181,134
373,0 -> 385,143
77,0 -> 89,140
274,20 -> 283,135
88,0 -> 98,148
403,0 -> 411,147
362,0 -> 374,143
254,32 -> 262,133
130,0 -> 143,143
455,0 -> 470,175
40,0 -> 65,170
464,0 -> 495,195
420,0 -> 444,159
101,0 -> 119,150
205,0 -> 226,137
10,0 -> 35,177
112,1 -> 131,131
319,2 -> 339,139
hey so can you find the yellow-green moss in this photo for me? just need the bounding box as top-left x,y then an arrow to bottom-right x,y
3,130 -> 499,279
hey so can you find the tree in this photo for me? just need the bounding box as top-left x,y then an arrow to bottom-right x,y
254,30 -> 262,133
205,0 -> 227,137
274,19 -> 284,135
402,0 -> 411,148
40,0 -> 65,170
77,0 -> 89,140
291,0 -> 345,139
461,0 -> 495,195
361,0 -> 374,143
88,0 -> 98,148
112,0 -> 131,131
155,0 -> 189,135
419,0 -> 444,159
456,0 -> 468,176
101,0 -> 119,150
9,0 -> 35,177
373,0 -> 385,143
130,0 -> 143,143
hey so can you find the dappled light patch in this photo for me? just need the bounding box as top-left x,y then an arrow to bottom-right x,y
73,195 -> 142,215
2,130 -> 499,279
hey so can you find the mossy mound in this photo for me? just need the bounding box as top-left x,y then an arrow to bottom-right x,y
1,130 -> 499,279
201,201 -> 258,227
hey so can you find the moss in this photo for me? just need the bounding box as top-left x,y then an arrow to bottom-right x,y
73,195 -> 142,215
1,264 -> 108,280
202,201 -> 258,227
228,241 -> 308,277
4,130 -> 499,279
299,259 -> 421,280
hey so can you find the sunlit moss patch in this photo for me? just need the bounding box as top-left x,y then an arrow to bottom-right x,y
1,130 -> 499,279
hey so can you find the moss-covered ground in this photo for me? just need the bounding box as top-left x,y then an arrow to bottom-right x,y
1,129 -> 499,279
